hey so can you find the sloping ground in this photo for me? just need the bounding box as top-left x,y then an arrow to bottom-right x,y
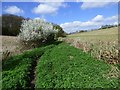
2,44 -> 55,89
69,27 -> 118,36
67,27 -> 118,42
1,35 -> 37,60
1,36 -> 20,53
1,36 -> 22,60
64,27 -> 118,64
2,43 -> 119,89
35,43 -> 119,88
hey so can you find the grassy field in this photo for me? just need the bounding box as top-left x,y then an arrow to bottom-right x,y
64,27 -> 118,64
1,27 -> 118,61
1,36 -> 20,53
2,44 -> 56,89
35,43 -> 118,88
67,27 -> 118,42
1,35 -> 39,60
1,27 -> 120,89
2,43 -> 119,89
1,36 -> 23,60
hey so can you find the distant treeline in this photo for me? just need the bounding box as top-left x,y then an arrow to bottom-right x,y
69,30 -> 87,35
69,24 -> 119,35
1,14 -> 25,36
99,24 -> 118,30
1,14 -> 66,37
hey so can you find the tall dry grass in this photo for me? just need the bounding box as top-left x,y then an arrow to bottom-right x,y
62,37 -> 118,64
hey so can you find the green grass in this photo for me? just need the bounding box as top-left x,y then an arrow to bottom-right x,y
2,58 -> 33,89
64,27 -> 118,63
35,43 -> 118,88
2,42 -> 119,89
2,44 -> 56,89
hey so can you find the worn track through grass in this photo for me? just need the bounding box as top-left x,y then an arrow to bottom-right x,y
2,44 -> 56,89
29,58 -> 38,89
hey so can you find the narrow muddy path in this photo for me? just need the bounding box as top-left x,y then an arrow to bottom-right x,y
29,58 -> 39,89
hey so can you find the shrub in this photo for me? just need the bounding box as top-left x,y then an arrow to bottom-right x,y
18,19 -> 58,45
53,24 -> 66,37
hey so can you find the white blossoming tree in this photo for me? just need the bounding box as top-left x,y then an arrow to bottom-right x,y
18,19 -> 58,47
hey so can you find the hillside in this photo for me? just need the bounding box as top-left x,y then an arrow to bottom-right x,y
1,35 -> 35,60
64,27 -> 118,64
2,43 -> 119,89
67,27 -> 118,42
1,27 -> 119,89
2,14 -> 25,36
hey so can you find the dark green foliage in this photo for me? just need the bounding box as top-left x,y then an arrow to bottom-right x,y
2,44 -> 56,89
53,24 -> 66,37
45,33 -> 55,43
1,14 -> 66,37
79,30 -> 87,33
35,43 -> 118,88
119,23 -> 120,26
100,25 -> 117,29
2,14 -> 25,36
2,58 -> 33,89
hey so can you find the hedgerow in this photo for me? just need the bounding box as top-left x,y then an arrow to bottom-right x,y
35,43 -> 119,88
